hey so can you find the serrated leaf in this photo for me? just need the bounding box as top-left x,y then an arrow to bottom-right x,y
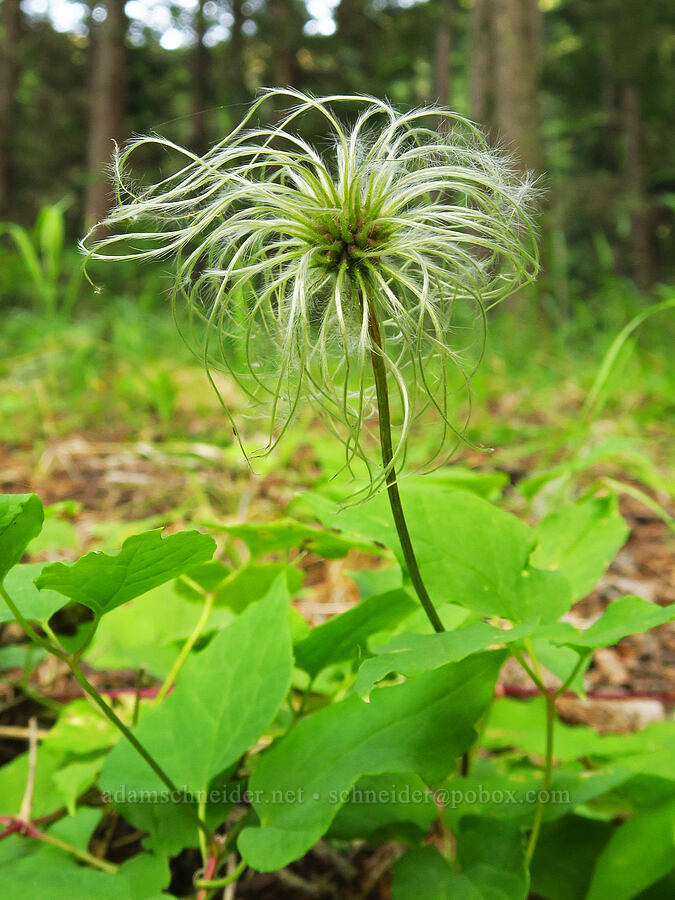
586,797 -> 675,900
295,588 -> 417,679
99,577 -> 293,799
0,493 -> 43,583
531,496 -> 628,601
35,529 -> 216,617
238,651 -> 504,871
302,483 -> 571,623
209,517 -> 382,559
0,563 -> 67,627
354,622 -> 535,699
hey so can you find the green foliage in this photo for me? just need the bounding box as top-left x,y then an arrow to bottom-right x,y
36,529 -> 216,617
0,482 -> 673,896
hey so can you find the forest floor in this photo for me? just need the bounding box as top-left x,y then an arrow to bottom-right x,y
1,308 -> 673,897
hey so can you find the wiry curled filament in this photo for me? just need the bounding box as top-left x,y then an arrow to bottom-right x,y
83,88 -> 539,493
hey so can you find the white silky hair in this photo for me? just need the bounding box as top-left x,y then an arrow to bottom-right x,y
82,88 -> 539,492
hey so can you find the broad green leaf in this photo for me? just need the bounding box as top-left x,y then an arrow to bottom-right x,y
42,699 -> 119,756
561,596 -> 675,649
328,772 -> 437,841
440,766 -> 632,828
0,493 -> 43,582
393,847 -> 468,900
238,650 -> 504,871
530,816 -> 613,900
209,517 -> 381,559
528,639 -> 588,695
586,797 -> 675,900
0,643 -> 45,672
0,745 -> 64,819
302,483 -> 571,623
0,828 -> 168,900
27,514 -> 78,555
213,563 -> 303,612
456,817 -> 529,900
484,698 -> 675,763
0,563 -> 67,627
392,817 -> 530,900
354,622 -> 535,699
532,496 -> 628,601
87,581 -> 235,678
348,562 -> 402,598
35,528 -> 216,617
294,588 -> 418,679
420,467 -> 509,500
52,757 -> 105,815
100,577 -> 293,798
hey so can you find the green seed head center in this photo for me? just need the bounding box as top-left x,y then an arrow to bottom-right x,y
316,215 -> 384,271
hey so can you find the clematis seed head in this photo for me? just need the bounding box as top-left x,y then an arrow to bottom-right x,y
82,88 -> 539,490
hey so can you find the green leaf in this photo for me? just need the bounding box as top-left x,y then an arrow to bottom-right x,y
0,563 -> 67,627
86,581 -> 235,678
393,847 -> 466,900
484,698 -> 675,764
42,699 -> 119,756
302,483 -> 571,623
455,817 -> 529,900
99,576 -> 293,798
354,622 -> 535,699
392,818 -> 530,900
531,496 -> 629,601
294,588 -> 418,679
327,772 -> 437,841
213,563 -> 303,612
52,758 -> 105,815
561,596 -> 675,649
238,650 -> 504,871
209,517 -> 381,559
441,766 -> 632,828
35,529 -> 216,617
27,514 -> 78,555
530,816 -> 613,900
0,493 -> 43,583
586,797 -> 675,900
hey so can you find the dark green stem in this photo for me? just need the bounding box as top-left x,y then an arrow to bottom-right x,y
0,583 -> 216,851
366,301 -> 444,634
526,691 -> 555,864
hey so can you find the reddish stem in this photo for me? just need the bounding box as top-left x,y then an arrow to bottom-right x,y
196,852 -> 219,900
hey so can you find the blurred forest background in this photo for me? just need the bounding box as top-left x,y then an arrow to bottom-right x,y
1,0 -> 674,499
1,0 -> 674,300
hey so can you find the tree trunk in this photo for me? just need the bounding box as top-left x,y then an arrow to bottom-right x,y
622,82 -> 651,289
191,0 -> 208,154
433,0 -> 452,115
492,0 -> 541,171
84,0 -> 128,228
228,0 -> 247,109
469,0 -> 491,127
0,0 -> 22,216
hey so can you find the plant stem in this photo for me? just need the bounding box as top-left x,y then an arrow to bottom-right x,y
366,301 -> 444,634
155,589 -> 214,705
0,583 -> 216,851
65,660 -> 214,847
526,690 -> 555,865
26,823 -> 118,874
